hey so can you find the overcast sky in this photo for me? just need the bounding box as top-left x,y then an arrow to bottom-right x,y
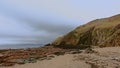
0,0 -> 120,44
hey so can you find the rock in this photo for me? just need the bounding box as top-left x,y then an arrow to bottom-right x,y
86,61 -> 98,68
44,43 -> 51,46
2,62 -> 15,66
111,57 -> 120,62
39,57 -> 47,61
0,54 -> 3,57
46,57 -> 52,60
16,59 -> 26,64
47,55 -> 55,58
70,51 -> 78,54
53,52 -> 65,56
83,48 -> 95,54
69,51 -> 82,54
17,58 -> 37,64
0,46 -> 64,67
39,58 -> 45,61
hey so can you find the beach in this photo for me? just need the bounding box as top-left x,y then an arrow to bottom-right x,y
0,44 -> 43,49
2,54 -> 90,68
1,47 -> 120,68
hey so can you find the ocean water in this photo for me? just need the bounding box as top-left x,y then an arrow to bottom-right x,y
0,44 -> 44,49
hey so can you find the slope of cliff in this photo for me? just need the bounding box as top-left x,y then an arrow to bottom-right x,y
53,14 -> 120,48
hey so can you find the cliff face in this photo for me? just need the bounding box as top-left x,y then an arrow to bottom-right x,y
53,14 -> 120,48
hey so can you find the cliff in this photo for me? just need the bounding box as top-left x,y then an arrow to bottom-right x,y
53,14 -> 120,48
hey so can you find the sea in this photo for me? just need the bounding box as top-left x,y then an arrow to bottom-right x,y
0,44 -> 44,49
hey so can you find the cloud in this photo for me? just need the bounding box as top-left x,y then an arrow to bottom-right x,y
22,20 -> 74,35
1,0 -> 119,22
0,3 -> 77,44
0,0 -> 120,44
20,19 -> 75,44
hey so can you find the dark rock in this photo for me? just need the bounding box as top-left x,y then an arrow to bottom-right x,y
84,48 -> 95,53
44,43 -> 51,46
53,52 -> 65,56
69,51 -> 82,54
2,62 -> 15,66
47,55 -> 55,58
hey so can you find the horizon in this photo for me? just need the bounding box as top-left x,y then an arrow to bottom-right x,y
0,0 -> 120,45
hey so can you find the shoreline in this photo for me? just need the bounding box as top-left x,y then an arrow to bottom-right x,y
1,54 -> 91,68
0,44 -> 44,49
1,46 -> 120,68
0,45 -> 82,67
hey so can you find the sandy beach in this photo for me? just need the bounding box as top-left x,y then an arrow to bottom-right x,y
1,54 -> 90,68
1,47 -> 120,68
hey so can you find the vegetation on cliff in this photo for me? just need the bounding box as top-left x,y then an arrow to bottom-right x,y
53,14 -> 120,48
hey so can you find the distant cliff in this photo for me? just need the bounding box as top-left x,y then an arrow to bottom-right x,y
52,14 -> 120,48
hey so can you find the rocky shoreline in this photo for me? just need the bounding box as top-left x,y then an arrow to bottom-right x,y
73,47 -> 120,68
0,45 -> 83,67
1,45 -> 120,68
0,46 -> 60,66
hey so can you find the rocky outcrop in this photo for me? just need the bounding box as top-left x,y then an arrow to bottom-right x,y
52,14 -> 120,48
0,46 -> 65,66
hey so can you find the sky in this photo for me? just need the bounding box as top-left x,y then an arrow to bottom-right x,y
0,0 -> 120,44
